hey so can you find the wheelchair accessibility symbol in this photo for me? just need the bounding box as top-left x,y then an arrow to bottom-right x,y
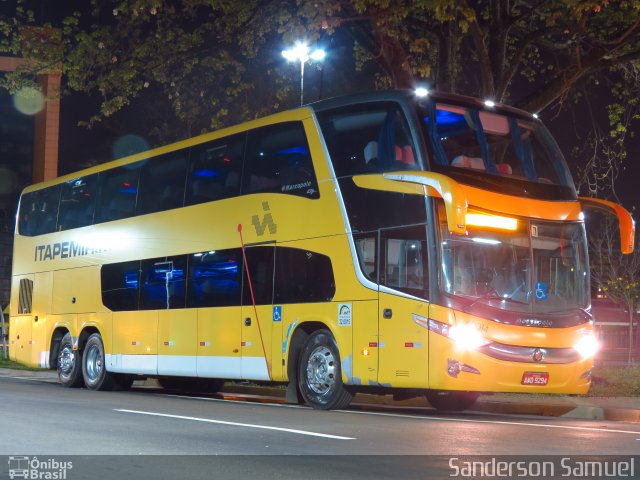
535,282 -> 548,301
273,306 -> 282,322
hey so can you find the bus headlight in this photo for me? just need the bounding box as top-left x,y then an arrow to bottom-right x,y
423,317 -> 491,351
573,334 -> 599,359
449,323 -> 491,351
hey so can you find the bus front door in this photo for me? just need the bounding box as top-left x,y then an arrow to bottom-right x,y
377,227 -> 430,388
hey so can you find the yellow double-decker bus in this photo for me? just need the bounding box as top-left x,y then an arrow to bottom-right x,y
9,90 -> 634,410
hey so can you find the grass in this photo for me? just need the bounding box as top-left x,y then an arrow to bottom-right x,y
0,351 -> 44,371
588,365 -> 640,397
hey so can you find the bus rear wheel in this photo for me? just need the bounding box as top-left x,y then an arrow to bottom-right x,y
57,333 -> 83,388
425,390 -> 480,411
82,333 -> 118,391
298,329 -> 353,410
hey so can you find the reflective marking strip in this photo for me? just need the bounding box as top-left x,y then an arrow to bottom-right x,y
369,342 -> 378,347
132,341 -> 140,346
114,409 -> 355,440
405,342 -> 414,348
199,342 -> 211,347
163,341 -> 174,347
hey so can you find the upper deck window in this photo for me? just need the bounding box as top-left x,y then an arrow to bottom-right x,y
185,134 -> 245,206
95,163 -> 142,223
138,151 -> 188,214
243,122 -> 319,199
58,175 -> 98,230
18,186 -> 60,236
316,102 -> 420,178
421,101 -> 576,199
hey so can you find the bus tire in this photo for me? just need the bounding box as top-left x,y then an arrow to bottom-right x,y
57,333 -> 84,388
82,333 -> 117,391
425,390 -> 480,411
298,329 -> 353,410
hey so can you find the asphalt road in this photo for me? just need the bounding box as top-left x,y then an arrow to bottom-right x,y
1,374 -> 639,479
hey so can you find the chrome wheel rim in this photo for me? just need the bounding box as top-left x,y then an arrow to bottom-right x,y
85,344 -> 103,383
58,345 -> 74,378
305,345 -> 336,395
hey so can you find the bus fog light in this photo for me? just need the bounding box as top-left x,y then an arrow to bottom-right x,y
447,359 -> 461,378
449,323 -> 490,351
574,335 -> 599,359
447,359 -> 481,378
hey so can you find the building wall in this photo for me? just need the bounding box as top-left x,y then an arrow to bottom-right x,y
0,57 -> 60,309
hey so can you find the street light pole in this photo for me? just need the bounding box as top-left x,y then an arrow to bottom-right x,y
299,59 -> 305,106
282,42 -> 326,106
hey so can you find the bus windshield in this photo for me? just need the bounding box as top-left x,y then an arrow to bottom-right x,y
418,100 -> 576,200
438,204 -> 590,316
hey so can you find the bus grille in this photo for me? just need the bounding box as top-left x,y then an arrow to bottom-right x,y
479,341 -> 580,364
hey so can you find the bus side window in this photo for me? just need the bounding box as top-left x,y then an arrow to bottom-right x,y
140,256 -> 187,310
101,261 -> 141,311
187,250 -> 242,308
244,122 -> 319,199
95,163 -> 142,224
18,186 -> 61,236
354,235 -> 377,283
58,174 -> 98,231
137,152 -> 188,215
185,133 -> 245,206
242,247 -> 275,305
274,247 -> 336,303
380,225 -> 429,297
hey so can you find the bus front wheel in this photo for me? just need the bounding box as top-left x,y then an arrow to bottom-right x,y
82,333 -> 118,391
298,329 -> 353,410
57,333 -> 84,388
425,390 -> 480,411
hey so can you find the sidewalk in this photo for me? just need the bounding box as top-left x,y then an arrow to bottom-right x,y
1,367 -> 638,422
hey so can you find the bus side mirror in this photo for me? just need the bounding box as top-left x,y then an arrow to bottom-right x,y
579,197 -> 635,254
384,171 -> 468,234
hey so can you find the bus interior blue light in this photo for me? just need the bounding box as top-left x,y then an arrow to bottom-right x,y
424,110 -> 467,127
149,268 -> 185,282
277,146 -> 309,156
194,169 -> 219,178
124,271 -> 139,288
192,263 -> 239,278
118,187 -> 137,194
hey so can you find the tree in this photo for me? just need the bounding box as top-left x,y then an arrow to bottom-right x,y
3,0 -> 640,165
590,215 -> 640,364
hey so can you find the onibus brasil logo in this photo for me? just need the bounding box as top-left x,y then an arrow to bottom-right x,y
8,456 -> 72,479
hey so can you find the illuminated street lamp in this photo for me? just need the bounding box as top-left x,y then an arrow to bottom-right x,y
282,42 -> 326,106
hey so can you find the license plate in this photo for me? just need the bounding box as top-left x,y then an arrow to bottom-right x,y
521,372 -> 549,386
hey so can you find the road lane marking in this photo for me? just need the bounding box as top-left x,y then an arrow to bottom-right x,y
115,409 -> 355,440
340,409 -> 640,436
